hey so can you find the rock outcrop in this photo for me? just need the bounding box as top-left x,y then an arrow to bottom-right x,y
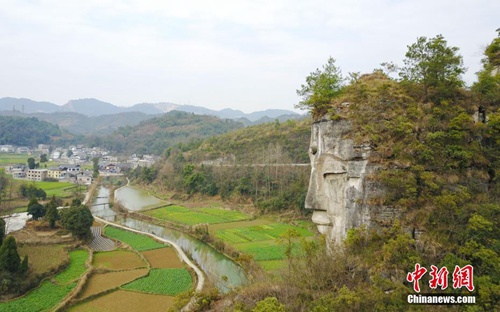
305,116 -> 398,245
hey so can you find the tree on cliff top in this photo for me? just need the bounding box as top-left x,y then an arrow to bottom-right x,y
472,31 -> 500,109
399,34 -> 466,103
296,57 -> 343,118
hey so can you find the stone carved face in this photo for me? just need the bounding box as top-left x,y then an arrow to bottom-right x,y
305,119 -> 370,245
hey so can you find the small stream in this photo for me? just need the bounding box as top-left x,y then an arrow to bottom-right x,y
92,186 -> 247,293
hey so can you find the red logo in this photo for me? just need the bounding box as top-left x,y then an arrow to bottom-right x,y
407,264 -> 474,292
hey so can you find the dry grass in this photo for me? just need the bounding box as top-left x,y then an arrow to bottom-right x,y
141,248 -> 185,269
11,226 -> 73,244
70,290 -> 176,312
92,250 -> 146,270
77,269 -> 149,299
17,244 -> 69,275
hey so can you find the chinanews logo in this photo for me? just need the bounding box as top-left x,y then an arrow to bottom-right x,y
406,263 -> 476,305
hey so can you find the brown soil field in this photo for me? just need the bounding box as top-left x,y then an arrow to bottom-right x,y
18,244 -> 69,275
77,268 -> 149,299
141,247 -> 185,269
93,250 -> 146,270
70,289 -> 176,312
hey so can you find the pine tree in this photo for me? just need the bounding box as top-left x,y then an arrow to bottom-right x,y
0,236 -> 21,273
45,195 -> 60,228
19,256 -> 28,275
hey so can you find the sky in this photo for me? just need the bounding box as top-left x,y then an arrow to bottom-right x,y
0,1 -> 498,113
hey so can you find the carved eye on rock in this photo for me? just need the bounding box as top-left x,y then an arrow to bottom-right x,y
310,145 -> 318,155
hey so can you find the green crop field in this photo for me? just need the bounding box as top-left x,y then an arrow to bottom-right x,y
0,153 -> 29,165
215,223 -> 313,244
215,222 -> 313,268
0,280 -> 76,311
104,226 -> 167,251
122,268 -> 192,295
144,205 -> 250,225
54,249 -> 89,284
33,181 -> 78,197
0,249 -> 89,311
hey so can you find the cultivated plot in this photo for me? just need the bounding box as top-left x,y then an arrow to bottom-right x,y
215,222 -> 313,267
93,249 -> 147,270
122,268 -> 193,296
104,226 -> 167,251
144,205 -> 250,225
0,249 -> 89,311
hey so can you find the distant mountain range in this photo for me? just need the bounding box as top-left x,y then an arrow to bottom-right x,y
0,97 -> 301,122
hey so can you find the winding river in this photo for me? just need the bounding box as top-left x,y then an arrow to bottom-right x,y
91,186 -> 247,293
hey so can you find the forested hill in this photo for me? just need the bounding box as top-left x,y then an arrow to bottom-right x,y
129,116 -> 311,212
182,117 -> 311,164
0,115 -> 63,146
88,110 -> 245,155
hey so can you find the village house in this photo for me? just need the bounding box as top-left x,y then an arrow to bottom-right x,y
27,169 -> 48,181
59,164 -> 81,174
77,173 -> 93,185
47,168 -> 64,180
0,145 -> 15,152
11,168 -> 26,179
16,147 -> 30,154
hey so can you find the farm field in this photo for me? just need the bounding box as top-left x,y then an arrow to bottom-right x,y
70,290 -> 176,312
77,268 -> 149,299
93,249 -> 147,270
135,195 -> 316,272
122,268 -> 193,295
0,249 -> 89,311
70,227 -> 193,310
142,247 -> 185,268
0,153 -> 30,165
104,226 -> 167,251
2,219 -> 195,310
33,181 -> 79,198
54,249 -> 89,284
214,222 -> 313,268
143,204 -> 251,225
17,244 -> 69,275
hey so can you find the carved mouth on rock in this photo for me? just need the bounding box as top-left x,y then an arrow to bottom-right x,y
311,210 -> 332,235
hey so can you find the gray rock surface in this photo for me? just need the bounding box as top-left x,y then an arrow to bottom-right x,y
305,117 -> 397,246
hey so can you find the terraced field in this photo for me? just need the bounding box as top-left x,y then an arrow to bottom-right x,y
0,249 -> 89,311
93,249 -> 146,270
69,226 -> 193,311
104,226 -> 167,251
122,268 -> 193,295
77,269 -> 149,299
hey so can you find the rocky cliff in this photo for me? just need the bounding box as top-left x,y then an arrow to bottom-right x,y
305,116 -> 398,245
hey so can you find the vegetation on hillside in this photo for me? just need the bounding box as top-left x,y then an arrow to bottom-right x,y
200,33 -> 500,311
129,118 -> 311,212
0,116 -> 62,146
87,110 -> 245,155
